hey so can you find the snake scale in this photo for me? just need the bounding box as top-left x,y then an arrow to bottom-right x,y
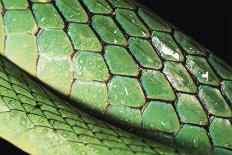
0,0 -> 231,154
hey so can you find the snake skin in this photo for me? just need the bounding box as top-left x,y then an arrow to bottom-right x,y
0,0 -> 232,154
0,57 -> 186,155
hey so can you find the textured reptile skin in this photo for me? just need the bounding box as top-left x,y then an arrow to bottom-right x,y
0,0 -> 232,154
0,57 -> 185,155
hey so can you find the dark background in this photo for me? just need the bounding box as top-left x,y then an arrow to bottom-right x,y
0,1 -> 231,154
138,0 -> 232,65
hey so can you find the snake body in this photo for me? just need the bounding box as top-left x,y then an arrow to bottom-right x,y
0,0 -> 231,154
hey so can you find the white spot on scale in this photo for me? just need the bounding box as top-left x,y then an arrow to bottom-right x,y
114,39 -> 118,44
142,32 -> 147,37
114,95 -> 117,100
202,71 -> 209,81
124,87 -> 129,95
160,121 -> 166,126
161,45 -> 180,60
41,18 -> 45,21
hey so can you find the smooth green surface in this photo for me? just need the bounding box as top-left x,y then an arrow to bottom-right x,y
55,0 -> 88,23
38,29 -> 72,57
128,38 -> 163,69
92,15 -> 127,45
209,117 -> 232,149
68,23 -> 102,52
176,94 -> 208,125
83,0 -> 112,14
5,35 -> 38,75
115,9 -> 149,38
199,86 -> 231,117
108,76 -> 145,107
2,0 -> 28,9
33,3 -> 64,29
70,81 -> 108,112
73,51 -> 109,81
212,148 -> 232,155
4,10 -> 37,35
176,125 -> 211,152
104,46 -> 138,76
141,70 -> 176,101
37,56 -> 73,95
142,101 -> 180,133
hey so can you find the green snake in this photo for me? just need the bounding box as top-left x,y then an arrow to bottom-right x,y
0,0 -> 231,154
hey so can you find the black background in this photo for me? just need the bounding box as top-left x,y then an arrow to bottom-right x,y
137,0 -> 232,65
0,0 -> 231,154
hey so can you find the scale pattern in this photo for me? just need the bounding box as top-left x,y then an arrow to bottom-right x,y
0,57 -> 184,155
0,0 -> 232,154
